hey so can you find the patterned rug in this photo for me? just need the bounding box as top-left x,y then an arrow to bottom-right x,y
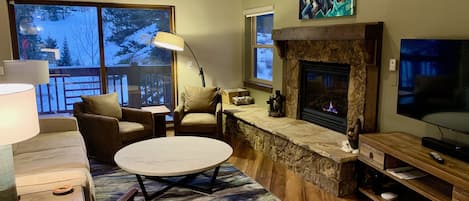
91,161 -> 280,201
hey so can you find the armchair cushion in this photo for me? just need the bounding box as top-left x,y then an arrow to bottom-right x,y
118,121 -> 145,134
183,86 -> 218,113
81,93 -> 122,120
179,113 -> 217,133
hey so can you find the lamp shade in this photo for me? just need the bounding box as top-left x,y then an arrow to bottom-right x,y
152,32 -> 184,51
0,84 -> 39,145
1,60 -> 49,84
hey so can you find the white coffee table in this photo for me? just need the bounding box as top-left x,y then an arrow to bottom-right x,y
114,136 -> 233,200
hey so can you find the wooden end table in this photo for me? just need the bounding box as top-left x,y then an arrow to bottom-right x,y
114,136 -> 233,201
141,105 -> 170,137
19,185 -> 84,201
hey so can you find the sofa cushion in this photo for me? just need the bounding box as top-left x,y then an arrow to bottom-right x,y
183,86 -> 218,113
81,93 -> 122,120
14,145 -> 89,174
179,113 -> 217,133
13,131 -> 86,156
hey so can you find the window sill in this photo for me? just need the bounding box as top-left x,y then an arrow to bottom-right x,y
243,80 -> 273,93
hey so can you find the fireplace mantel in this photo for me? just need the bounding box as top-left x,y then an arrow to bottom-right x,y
273,22 -> 383,133
273,22 -> 383,65
272,22 -> 383,41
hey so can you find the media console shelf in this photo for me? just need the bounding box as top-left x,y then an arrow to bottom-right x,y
358,132 -> 469,201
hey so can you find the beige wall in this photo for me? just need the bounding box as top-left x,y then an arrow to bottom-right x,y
0,0 -> 244,100
242,0 -> 469,144
0,1 -> 12,61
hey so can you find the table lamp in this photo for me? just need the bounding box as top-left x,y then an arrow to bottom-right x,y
0,84 -> 40,201
153,32 -> 206,87
0,60 -> 49,84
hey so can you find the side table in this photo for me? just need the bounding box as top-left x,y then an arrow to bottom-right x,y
141,105 -> 170,137
19,185 -> 84,201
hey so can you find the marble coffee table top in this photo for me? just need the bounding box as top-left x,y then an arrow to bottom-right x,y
114,137 -> 233,177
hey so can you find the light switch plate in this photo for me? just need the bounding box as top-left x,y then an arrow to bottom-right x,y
0,66 -> 4,75
389,59 -> 397,71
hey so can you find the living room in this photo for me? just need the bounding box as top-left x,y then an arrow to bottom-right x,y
0,0 -> 468,201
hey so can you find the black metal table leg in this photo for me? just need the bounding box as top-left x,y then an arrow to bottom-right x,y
209,166 -> 221,190
134,165 -> 222,200
136,175 -> 150,201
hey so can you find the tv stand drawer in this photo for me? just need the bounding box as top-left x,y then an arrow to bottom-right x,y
358,142 -> 385,169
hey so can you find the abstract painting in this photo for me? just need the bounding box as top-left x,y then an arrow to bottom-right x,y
299,0 -> 354,19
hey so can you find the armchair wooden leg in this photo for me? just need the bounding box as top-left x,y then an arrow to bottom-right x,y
117,187 -> 138,201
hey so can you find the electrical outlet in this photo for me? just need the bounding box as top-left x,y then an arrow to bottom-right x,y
389,59 -> 397,71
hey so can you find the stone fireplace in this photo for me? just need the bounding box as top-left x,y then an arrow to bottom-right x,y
224,23 -> 383,196
273,22 -> 383,133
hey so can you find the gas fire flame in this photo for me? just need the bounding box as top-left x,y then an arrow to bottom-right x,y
322,101 -> 338,114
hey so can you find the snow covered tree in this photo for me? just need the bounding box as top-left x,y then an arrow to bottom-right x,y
45,36 -> 58,48
102,8 -> 171,65
58,37 -> 72,66
40,5 -> 72,21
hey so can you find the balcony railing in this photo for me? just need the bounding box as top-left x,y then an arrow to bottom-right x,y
36,66 -> 173,114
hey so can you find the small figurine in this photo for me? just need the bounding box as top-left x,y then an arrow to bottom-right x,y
267,90 -> 285,117
347,118 -> 362,149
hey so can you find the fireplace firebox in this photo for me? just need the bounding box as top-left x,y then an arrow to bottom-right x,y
299,61 -> 350,134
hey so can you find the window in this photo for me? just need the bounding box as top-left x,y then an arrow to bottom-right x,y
244,10 -> 274,91
9,2 -> 175,114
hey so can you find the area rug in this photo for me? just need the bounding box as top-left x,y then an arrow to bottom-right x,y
91,160 -> 280,201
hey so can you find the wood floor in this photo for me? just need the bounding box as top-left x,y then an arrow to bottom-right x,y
168,129 -> 360,201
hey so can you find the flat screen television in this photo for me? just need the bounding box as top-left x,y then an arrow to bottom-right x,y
397,39 -> 469,134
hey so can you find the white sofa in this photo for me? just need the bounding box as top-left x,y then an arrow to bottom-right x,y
13,117 -> 95,201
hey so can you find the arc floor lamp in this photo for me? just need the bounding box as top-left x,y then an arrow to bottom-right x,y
152,32 -> 206,87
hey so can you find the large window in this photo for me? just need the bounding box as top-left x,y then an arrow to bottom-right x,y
244,11 -> 274,91
9,1 -> 175,114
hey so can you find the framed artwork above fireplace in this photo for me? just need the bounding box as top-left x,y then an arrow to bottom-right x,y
299,0 -> 355,20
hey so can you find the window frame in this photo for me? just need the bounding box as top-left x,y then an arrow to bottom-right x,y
243,10 -> 274,93
7,0 -> 178,112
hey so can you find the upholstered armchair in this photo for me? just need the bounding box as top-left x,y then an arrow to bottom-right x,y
174,86 -> 222,140
73,93 -> 154,163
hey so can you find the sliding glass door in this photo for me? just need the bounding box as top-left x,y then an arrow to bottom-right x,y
9,2 -> 175,114
102,7 -> 172,108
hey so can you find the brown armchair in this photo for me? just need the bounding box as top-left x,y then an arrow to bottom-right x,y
73,93 -> 154,163
174,86 -> 223,140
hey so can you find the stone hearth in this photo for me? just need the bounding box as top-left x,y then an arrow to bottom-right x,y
273,22 -> 383,133
223,104 -> 357,196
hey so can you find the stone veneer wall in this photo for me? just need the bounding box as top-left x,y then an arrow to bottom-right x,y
223,105 -> 358,196
284,40 -> 370,132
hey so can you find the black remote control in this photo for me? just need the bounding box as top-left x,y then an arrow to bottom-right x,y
429,152 -> 445,164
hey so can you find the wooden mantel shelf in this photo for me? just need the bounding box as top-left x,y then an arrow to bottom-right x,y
272,22 -> 383,41
272,22 -> 383,60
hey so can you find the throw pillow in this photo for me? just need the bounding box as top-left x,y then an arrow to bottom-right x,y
183,86 -> 218,113
81,93 -> 122,119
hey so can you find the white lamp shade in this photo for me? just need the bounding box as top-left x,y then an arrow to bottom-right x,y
1,60 -> 49,84
0,84 -> 39,145
152,32 -> 185,51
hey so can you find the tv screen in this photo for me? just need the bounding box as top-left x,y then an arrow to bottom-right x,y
397,39 -> 469,133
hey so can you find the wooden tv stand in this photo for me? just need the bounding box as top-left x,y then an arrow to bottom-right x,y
358,132 -> 468,201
